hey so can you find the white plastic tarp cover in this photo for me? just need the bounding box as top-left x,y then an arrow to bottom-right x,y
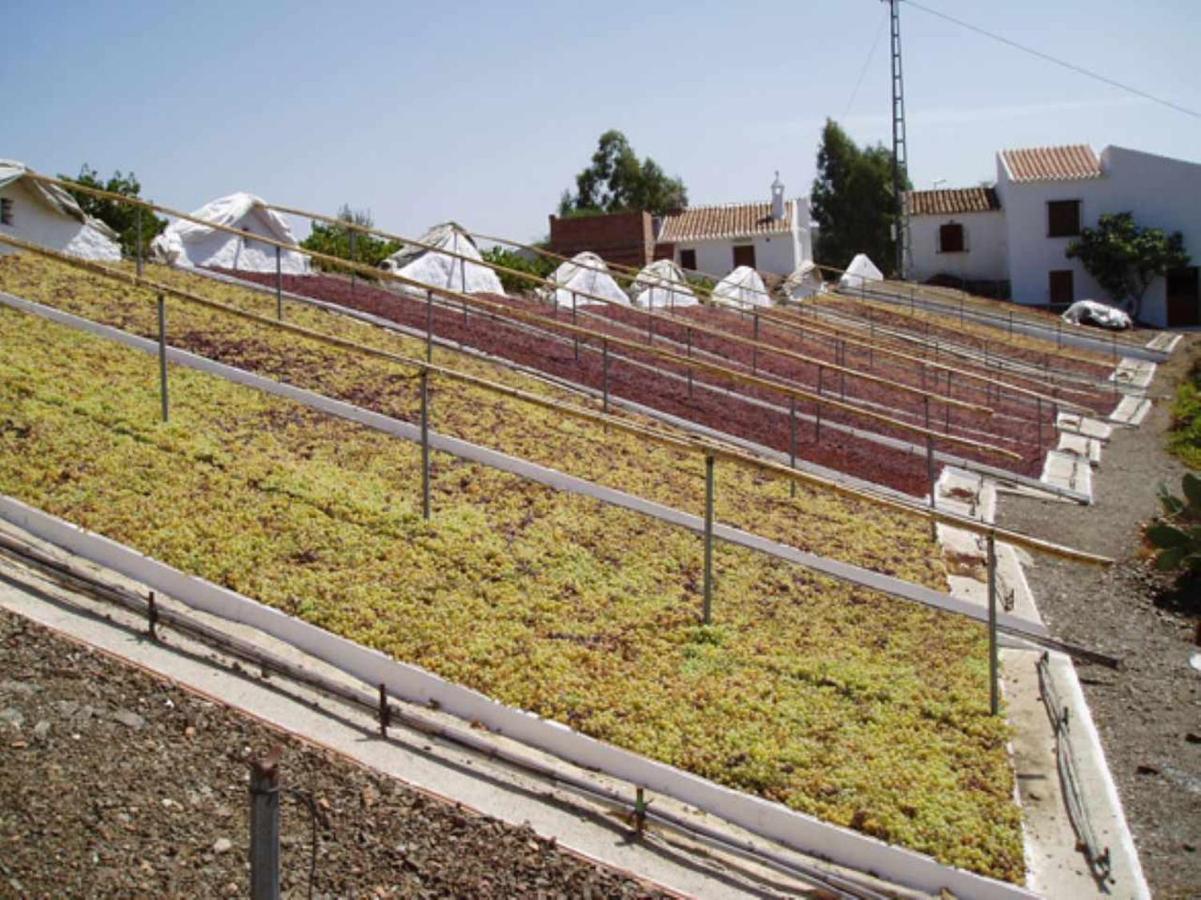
150,192 -> 310,274
0,160 -> 122,262
381,222 -> 505,296
631,259 -> 697,308
784,261 -> 824,301
712,266 -> 771,308
838,253 -> 884,290
1062,300 -> 1133,331
543,251 -> 628,308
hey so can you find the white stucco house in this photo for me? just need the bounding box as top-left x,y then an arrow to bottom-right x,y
906,144 -> 1201,327
0,160 -> 122,261
656,174 -> 814,279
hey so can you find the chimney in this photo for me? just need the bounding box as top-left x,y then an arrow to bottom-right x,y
770,171 -> 785,221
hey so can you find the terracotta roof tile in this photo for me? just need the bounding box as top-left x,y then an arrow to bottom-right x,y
1000,144 -> 1102,182
658,202 -> 791,243
906,187 -> 1001,216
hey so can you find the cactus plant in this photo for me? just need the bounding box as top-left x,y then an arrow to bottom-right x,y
1148,473 -> 1201,574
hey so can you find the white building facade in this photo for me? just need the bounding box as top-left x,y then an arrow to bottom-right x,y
906,145 -> 1201,327
656,175 -> 814,279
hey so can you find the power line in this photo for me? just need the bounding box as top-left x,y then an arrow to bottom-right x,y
843,8 -> 890,118
902,0 -> 1201,121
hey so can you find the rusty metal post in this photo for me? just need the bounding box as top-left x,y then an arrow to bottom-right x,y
987,533 -> 999,716
1036,395 -> 1043,454
249,750 -> 282,900
378,684 -> 391,737
815,398 -> 823,443
157,293 -> 169,423
703,454 -> 715,625
421,369 -> 431,520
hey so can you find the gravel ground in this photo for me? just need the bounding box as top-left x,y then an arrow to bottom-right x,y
997,334 -> 1201,899
0,608 -> 670,899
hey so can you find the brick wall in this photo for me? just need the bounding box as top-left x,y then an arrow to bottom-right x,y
547,211 -> 655,270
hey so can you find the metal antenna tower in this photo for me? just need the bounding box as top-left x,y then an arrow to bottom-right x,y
884,0 -> 910,277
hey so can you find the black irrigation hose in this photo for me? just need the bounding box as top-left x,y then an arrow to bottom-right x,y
285,788 -> 319,900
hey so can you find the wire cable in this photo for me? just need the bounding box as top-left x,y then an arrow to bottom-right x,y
844,8 -> 890,118
902,0 -> 1201,120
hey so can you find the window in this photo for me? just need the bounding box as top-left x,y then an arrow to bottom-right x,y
1047,200 -> 1081,238
679,248 -> 697,271
1049,270 -> 1074,307
938,222 -> 965,253
733,244 -> 756,268
0,197 -> 12,226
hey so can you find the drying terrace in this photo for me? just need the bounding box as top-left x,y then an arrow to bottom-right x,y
0,256 -> 1028,881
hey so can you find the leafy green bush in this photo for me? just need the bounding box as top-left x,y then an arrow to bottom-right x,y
300,205 -> 400,278
480,247 -> 557,295
1169,359 -> 1201,469
1148,473 -> 1201,575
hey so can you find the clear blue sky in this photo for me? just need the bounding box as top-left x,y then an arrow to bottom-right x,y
6,0 -> 1199,242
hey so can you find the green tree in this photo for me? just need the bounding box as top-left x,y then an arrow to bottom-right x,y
810,119 -> 908,277
59,164 -> 166,259
481,246 -> 558,294
301,205 -> 400,275
1067,212 -> 1189,320
560,130 -> 686,217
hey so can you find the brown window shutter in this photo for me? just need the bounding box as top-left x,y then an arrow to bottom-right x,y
939,223 -> 965,253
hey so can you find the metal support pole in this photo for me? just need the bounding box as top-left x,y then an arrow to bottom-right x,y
420,370 -> 431,520
425,290 -> 434,362
923,394 -> 930,431
752,312 -> 760,373
1036,395 -> 1043,454
789,397 -> 797,499
703,454 -> 715,625
349,230 -> 357,297
156,293 -> 169,423
602,339 -> 610,413
815,399 -> 822,443
146,591 -> 159,641
249,751 -> 281,900
378,684 -> 391,737
572,291 -> 579,362
926,435 -> 937,541
275,245 -> 282,320
987,534 -> 999,716
135,207 -> 143,277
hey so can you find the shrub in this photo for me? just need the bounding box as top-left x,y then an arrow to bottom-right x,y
1169,359 -> 1201,469
480,247 -> 557,295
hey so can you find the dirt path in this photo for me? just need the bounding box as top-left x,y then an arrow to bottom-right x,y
997,334 -> 1201,899
0,607 -> 669,899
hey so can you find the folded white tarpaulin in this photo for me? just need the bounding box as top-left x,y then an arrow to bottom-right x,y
381,222 -> 505,296
838,254 -> 884,290
784,261 -> 824,301
713,266 -> 771,308
631,258 -> 697,308
1062,300 -> 1133,331
542,251 -> 628,307
0,160 -> 121,262
150,192 -> 310,274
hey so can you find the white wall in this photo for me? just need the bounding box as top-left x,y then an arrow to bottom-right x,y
677,233 -> 798,278
0,179 -> 121,262
908,210 -> 1007,284
997,147 -> 1201,326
